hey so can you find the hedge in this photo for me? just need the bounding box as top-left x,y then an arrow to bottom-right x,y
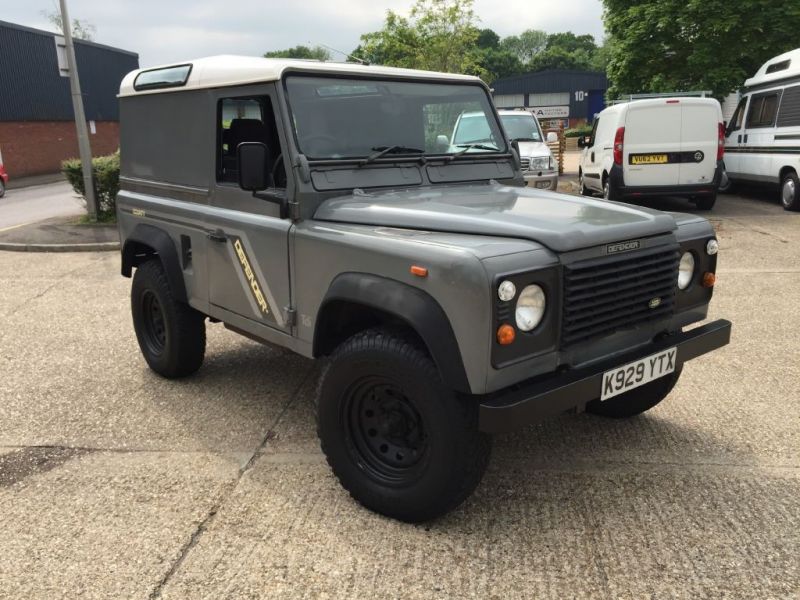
62,150 -> 120,220
564,124 -> 594,138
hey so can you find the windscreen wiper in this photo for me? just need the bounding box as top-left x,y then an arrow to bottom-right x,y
445,143 -> 500,162
359,145 -> 425,167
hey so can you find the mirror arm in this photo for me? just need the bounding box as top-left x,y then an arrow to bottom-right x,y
252,191 -> 290,219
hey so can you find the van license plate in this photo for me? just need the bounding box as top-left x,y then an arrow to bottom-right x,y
630,154 -> 668,165
600,347 -> 676,401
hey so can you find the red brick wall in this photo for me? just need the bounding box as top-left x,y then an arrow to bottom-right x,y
0,121 -> 120,178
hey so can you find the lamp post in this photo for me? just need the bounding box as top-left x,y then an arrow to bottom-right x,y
58,0 -> 98,219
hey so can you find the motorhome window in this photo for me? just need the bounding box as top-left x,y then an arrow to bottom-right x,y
776,85 -> 800,128
728,98 -> 747,133
766,60 -> 790,74
133,65 -> 191,90
746,92 -> 780,128
217,96 -> 284,187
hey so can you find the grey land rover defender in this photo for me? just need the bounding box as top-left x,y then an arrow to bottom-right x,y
117,56 -> 731,522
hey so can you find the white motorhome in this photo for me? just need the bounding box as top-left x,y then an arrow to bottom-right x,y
721,48 -> 800,211
578,97 -> 724,210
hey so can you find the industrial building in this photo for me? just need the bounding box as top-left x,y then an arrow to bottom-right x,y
491,69 -> 608,129
0,20 -> 138,178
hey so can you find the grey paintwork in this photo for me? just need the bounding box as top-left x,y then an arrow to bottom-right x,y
117,66 -> 719,396
314,184 -> 678,253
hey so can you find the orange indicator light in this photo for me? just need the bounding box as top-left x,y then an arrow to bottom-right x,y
702,272 -> 716,288
496,324 -> 516,345
410,265 -> 428,277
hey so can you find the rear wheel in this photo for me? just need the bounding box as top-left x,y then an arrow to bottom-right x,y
317,328 -> 491,522
781,170 -> 800,211
717,165 -> 734,194
603,175 -> 618,201
0,180 -> 5,198
586,367 -> 682,418
131,259 -> 206,378
694,192 -> 717,211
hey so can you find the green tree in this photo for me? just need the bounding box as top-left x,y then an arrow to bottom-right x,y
603,0 -> 800,98
264,45 -> 331,60
500,29 -> 548,64
41,9 -> 96,40
527,32 -> 601,72
354,0 -> 487,78
474,28 -> 523,82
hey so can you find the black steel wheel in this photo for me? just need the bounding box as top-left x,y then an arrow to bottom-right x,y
317,328 -> 491,522
131,259 -> 206,378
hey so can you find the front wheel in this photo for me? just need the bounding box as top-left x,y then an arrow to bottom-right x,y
586,367 -> 682,418
579,171 -> 592,196
317,328 -> 491,522
781,170 -> 800,211
131,259 -> 206,378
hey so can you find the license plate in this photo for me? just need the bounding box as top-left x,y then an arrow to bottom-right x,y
630,154 -> 668,165
600,347 -> 677,401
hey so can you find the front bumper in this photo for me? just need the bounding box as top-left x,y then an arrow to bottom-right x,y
478,319 -> 731,433
523,171 -> 558,190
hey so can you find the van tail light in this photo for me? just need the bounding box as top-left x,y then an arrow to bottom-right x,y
717,123 -> 725,161
613,127 -> 625,165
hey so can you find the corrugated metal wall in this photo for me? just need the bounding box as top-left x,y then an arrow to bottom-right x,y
492,70 -> 608,96
0,20 -> 138,121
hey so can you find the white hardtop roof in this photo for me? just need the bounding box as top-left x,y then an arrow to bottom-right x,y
745,48 -> 800,88
119,55 -> 482,97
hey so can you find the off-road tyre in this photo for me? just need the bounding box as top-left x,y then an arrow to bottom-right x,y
781,170 -> 800,211
131,259 -> 205,378
694,192 -> 717,211
586,367 -> 682,418
317,328 -> 491,522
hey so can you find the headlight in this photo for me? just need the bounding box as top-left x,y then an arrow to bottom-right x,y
678,252 -> 695,290
529,156 -> 550,171
515,284 -> 546,331
706,239 -> 719,255
498,280 -> 516,302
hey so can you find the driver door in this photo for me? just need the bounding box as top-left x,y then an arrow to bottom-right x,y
724,96 -> 748,177
582,118 -> 602,191
205,85 -> 293,333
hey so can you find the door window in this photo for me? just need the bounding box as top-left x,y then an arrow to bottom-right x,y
589,118 -> 599,147
746,92 -> 781,128
217,96 -> 286,187
776,85 -> 800,128
727,97 -> 747,134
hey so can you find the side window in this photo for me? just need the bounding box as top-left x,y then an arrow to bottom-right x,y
776,85 -> 800,128
746,92 -> 781,128
589,118 -> 599,146
217,95 -> 285,187
727,97 -> 747,134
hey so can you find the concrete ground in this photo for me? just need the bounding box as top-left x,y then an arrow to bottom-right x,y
0,180 -> 84,232
0,189 -> 798,599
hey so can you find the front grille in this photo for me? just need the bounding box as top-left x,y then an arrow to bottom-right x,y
561,245 -> 680,347
519,156 -> 530,171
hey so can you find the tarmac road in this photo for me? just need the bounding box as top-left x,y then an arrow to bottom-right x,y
0,181 -> 84,232
0,190 -> 797,599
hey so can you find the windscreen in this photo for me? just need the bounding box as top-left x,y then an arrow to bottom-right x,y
499,113 -> 542,142
284,75 -> 506,159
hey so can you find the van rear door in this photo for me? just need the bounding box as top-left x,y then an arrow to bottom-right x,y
678,99 -> 719,185
623,101 -> 681,187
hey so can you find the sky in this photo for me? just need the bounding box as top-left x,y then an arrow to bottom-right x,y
5,0 -> 605,67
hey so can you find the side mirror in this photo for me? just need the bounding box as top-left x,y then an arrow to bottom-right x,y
546,132 -> 558,143
237,142 -> 269,191
435,134 -> 450,151
577,135 -> 591,148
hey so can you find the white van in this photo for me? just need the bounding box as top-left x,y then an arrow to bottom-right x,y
578,97 -> 724,210
721,48 -> 800,211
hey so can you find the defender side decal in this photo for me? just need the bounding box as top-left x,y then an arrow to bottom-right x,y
232,237 -> 270,316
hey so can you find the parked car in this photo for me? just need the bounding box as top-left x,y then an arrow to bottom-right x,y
721,48 -> 800,211
117,56 -> 731,522
0,162 -> 8,197
445,109 -> 558,190
578,97 -> 724,210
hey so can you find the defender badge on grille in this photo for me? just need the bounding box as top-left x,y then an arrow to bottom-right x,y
606,240 -> 641,254
649,297 -> 662,309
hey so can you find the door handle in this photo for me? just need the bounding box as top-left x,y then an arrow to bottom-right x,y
743,134 -> 748,143
737,134 -> 741,143
206,229 -> 227,243
591,152 -> 595,162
